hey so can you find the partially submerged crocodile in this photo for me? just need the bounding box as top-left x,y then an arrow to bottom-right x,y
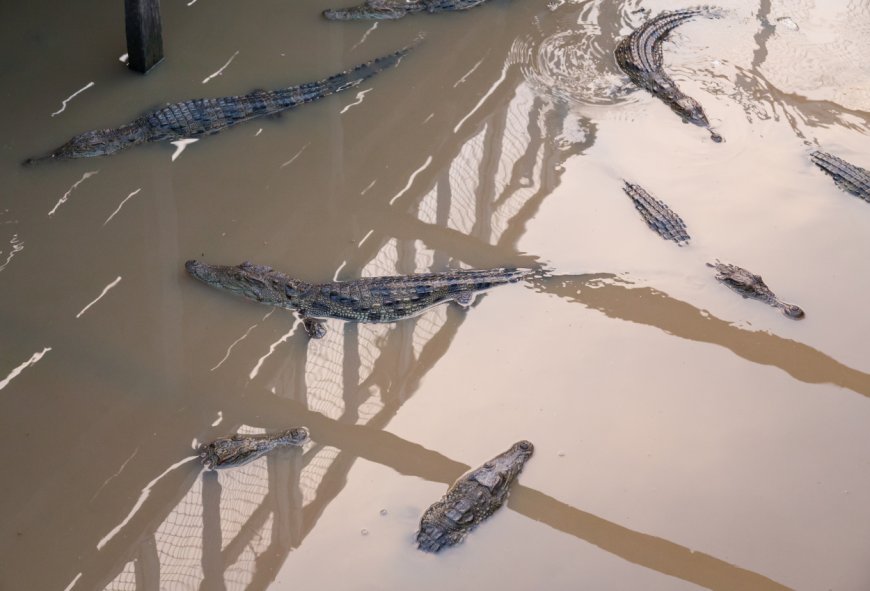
622,181 -> 691,245
810,151 -> 870,202
185,260 -> 531,338
615,7 -> 723,142
323,0 -> 488,20
417,440 -> 533,553
24,42 -> 417,163
708,261 -> 804,319
199,427 -> 309,470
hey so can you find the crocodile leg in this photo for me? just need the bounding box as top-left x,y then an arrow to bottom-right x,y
302,317 -> 328,339
453,291 -> 474,307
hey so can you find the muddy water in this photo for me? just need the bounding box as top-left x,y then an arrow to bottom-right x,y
1,0 -> 869,589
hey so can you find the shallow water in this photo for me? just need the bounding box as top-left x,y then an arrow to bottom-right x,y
1,0 -> 869,589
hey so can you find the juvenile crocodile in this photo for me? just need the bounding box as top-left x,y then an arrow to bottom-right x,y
24,42 -> 417,163
323,0 -> 487,20
417,440 -> 533,553
622,181 -> 691,245
185,260 -> 531,338
708,261 -> 804,319
615,7 -> 723,142
810,151 -> 870,202
199,427 -> 309,470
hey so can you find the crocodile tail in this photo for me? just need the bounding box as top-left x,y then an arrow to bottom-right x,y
270,38 -> 422,109
811,151 -> 870,201
323,3 -> 411,20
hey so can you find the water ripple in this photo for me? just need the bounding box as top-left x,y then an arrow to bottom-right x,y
509,1 -> 645,107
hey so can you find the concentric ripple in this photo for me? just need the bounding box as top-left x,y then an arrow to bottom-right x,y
511,2 -> 642,107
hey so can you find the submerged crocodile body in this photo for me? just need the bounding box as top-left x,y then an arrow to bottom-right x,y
622,181 -> 690,245
615,7 -> 723,142
810,151 -> 870,202
199,428 -> 309,470
323,0 -> 487,20
417,440 -> 533,553
25,43 -> 416,163
185,260 -> 530,338
708,261 -> 804,319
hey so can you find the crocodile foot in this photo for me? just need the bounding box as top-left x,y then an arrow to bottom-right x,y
302,317 -> 328,339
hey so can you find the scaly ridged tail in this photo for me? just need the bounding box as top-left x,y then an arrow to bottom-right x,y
622,181 -> 691,245
811,151 -> 870,202
269,37 -> 422,108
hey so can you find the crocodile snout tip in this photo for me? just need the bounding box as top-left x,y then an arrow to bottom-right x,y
185,259 -> 202,276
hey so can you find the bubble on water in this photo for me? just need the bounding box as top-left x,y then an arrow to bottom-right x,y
361,528 -> 369,536
379,509 -> 388,516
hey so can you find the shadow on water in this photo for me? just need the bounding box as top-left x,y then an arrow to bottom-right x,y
530,273 -> 870,398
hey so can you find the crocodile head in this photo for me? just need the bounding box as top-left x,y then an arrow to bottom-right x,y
670,96 -> 723,142
24,124 -> 145,164
185,260 -> 309,308
199,427 -> 308,470
468,440 -> 534,494
672,95 -> 710,127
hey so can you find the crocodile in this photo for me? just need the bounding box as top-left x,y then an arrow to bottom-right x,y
199,427 -> 309,470
24,42 -> 417,164
810,151 -> 870,202
708,261 -> 804,319
323,0 -> 488,20
185,260 -> 531,338
622,181 -> 691,245
615,7 -> 723,142
416,440 -> 533,553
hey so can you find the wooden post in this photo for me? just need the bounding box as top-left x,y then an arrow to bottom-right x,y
124,0 -> 164,73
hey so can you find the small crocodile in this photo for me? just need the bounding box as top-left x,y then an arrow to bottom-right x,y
323,0 -> 487,20
199,427 -> 309,470
416,440 -> 533,553
185,260 -> 531,338
24,42 -> 417,163
615,7 -> 723,142
708,261 -> 804,319
810,151 -> 870,202
622,181 -> 690,245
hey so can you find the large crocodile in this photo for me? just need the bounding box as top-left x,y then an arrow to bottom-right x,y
199,427 -> 309,470
615,7 -> 723,142
24,42 -> 417,163
323,0 -> 488,20
708,261 -> 804,319
622,181 -> 691,245
416,440 -> 533,553
185,260 -> 531,338
810,151 -> 870,203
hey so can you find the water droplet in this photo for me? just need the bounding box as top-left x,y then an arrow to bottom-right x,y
379,509 -> 388,516
361,528 -> 369,535
557,451 -> 565,457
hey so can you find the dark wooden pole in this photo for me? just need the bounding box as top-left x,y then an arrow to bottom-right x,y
124,0 -> 164,73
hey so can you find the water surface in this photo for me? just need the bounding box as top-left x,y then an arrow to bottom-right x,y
1,0 -> 869,589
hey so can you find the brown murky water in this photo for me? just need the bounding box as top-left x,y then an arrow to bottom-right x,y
2,0 -> 870,589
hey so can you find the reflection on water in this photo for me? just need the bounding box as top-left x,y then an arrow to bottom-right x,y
50,81 -> 95,117
48,170 -> 99,216
513,0 -> 638,106
2,0 -> 869,589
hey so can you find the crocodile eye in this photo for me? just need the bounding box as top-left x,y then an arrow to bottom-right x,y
517,441 -> 532,451
483,462 -> 494,470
